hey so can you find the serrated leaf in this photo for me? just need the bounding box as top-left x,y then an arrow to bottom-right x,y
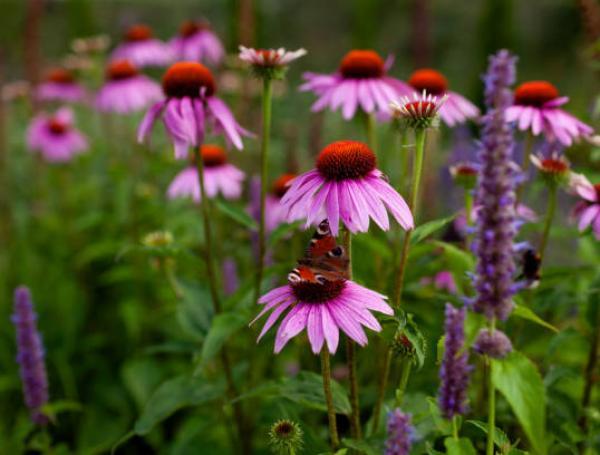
493,351 -> 547,455
199,311 -> 249,366
134,375 -> 224,435
466,419 -> 511,450
512,305 -> 558,333
444,437 -> 477,455
410,214 -> 456,245
214,199 -> 258,230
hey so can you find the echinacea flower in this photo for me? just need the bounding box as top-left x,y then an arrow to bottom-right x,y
390,90 -> 448,130
12,286 -> 49,426
530,151 -> 571,187
449,162 -> 479,190
167,144 -> 245,202
300,50 -> 412,120
264,173 -> 302,232
250,267 -> 393,353
268,419 -> 304,454
281,140 -> 414,236
111,24 -> 173,68
407,69 -> 479,126
138,61 -> 252,159
438,303 -> 471,419
473,328 -> 513,359
96,59 -> 162,114
422,271 -> 457,294
385,408 -> 415,455
239,46 -> 306,79
568,172 -> 600,239
36,68 -> 86,103
26,107 -> 88,163
170,20 -> 225,66
506,80 -> 594,146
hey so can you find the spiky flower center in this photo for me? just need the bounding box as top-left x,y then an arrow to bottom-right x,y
271,173 -> 296,198
540,158 -> 568,174
106,60 -> 138,81
339,50 -> 385,79
46,68 -> 74,84
199,144 -> 227,167
316,140 -> 376,181
408,69 -> 448,95
453,164 -> 477,176
179,20 -> 207,37
514,81 -> 559,107
125,24 -> 153,42
291,280 -> 346,303
257,49 -> 280,67
162,62 -> 216,98
274,421 -> 294,438
47,118 -> 68,135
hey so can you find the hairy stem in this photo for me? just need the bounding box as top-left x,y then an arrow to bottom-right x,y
321,349 -> 340,450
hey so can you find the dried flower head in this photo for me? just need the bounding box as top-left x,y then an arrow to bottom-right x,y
268,419 -> 303,454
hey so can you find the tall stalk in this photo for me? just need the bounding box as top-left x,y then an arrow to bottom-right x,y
365,111 -> 377,154
321,349 -> 340,450
486,318 -> 497,455
538,185 -> 557,263
254,77 -> 273,304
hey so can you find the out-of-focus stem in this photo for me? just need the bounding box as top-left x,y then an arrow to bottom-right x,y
538,185 -> 557,263
365,111 -> 377,154
486,318 -> 496,455
321,349 -> 340,450
394,358 -> 412,407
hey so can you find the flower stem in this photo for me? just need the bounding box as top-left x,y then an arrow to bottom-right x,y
254,76 -> 273,305
394,357 -> 412,407
486,318 -> 496,455
371,347 -> 392,434
321,349 -> 340,451
538,184 -> 557,263
392,128 -> 427,309
452,416 -> 459,440
342,227 -> 362,439
365,111 -> 377,154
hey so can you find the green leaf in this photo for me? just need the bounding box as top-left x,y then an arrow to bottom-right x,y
512,304 -> 558,333
410,214 -> 456,245
430,240 -> 475,271
427,397 -> 452,435
342,437 -> 381,455
402,313 -> 427,369
268,221 -> 302,248
177,283 -> 213,340
214,199 -> 258,230
493,351 -> 547,455
134,375 -> 224,435
444,437 -> 477,455
353,234 -> 393,259
466,419 -> 511,450
200,311 -> 249,366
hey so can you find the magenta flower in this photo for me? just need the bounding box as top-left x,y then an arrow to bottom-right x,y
422,271 -> 457,294
167,144 -> 245,202
407,69 -> 479,126
26,107 -> 88,163
111,24 -> 173,68
281,141 -> 414,236
36,68 -> 86,103
506,81 -> 594,146
96,60 -> 162,114
263,174 -> 303,232
568,172 -> 600,239
137,61 -> 252,159
250,269 -> 393,354
170,20 -> 225,66
300,50 -> 412,120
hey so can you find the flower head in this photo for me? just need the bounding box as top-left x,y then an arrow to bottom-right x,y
268,419 -> 303,454
473,328 -> 513,359
96,59 -> 162,114
390,90 -> 448,130
530,151 -> 571,187
280,140 -> 413,235
170,20 -> 225,66
26,107 -> 88,163
438,304 -> 471,419
111,24 -> 173,68
408,69 -> 480,126
385,408 -> 415,455
12,286 -> 49,426
300,49 -> 412,120
36,67 -> 86,103
239,46 -> 306,79
138,61 -> 252,159
449,161 -> 479,190
506,80 -> 594,146
568,172 -> 600,239
167,144 -> 245,203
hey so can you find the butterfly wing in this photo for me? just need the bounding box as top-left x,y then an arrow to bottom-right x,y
296,219 -> 349,280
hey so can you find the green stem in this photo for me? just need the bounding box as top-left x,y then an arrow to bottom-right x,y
486,318 -> 497,455
394,358 -> 412,407
254,77 -> 273,305
371,347 -> 392,434
452,416 -> 459,440
392,128 -> 427,309
365,111 -> 377,154
538,185 -> 557,263
321,349 -> 340,450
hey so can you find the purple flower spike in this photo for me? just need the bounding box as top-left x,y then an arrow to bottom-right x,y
385,408 -> 415,455
12,286 -> 49,426
438,303 -> 471,419
473,328 -> 513,359
473,50 -> 518,321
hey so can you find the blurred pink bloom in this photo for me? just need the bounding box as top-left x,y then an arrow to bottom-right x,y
281,141 -> 413,236
506,81 -> 594,146
167,144 -> 245,203
421,270 -> 457,294
36,68 -> 86,103
238,46 -> 306,67
170,20 -> 224,66
568,172 -> 600,239
300,50 -> 412,120
26,108 -> 88,163
406,69 -> 479,127
263,174 -> 303,232
96,60 -> 162,114
111,24 -> 173,68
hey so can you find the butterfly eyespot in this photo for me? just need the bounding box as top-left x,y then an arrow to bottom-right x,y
328,246 -> 344,257
317,220 -> 330,235
288,271 -> 301,283
315,274 -> 327,284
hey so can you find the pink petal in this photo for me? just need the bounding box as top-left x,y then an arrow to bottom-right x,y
307,306 -> 325,354
321,305 -> 339,353
274,303 -> 310,353
257,300 -> 295,341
